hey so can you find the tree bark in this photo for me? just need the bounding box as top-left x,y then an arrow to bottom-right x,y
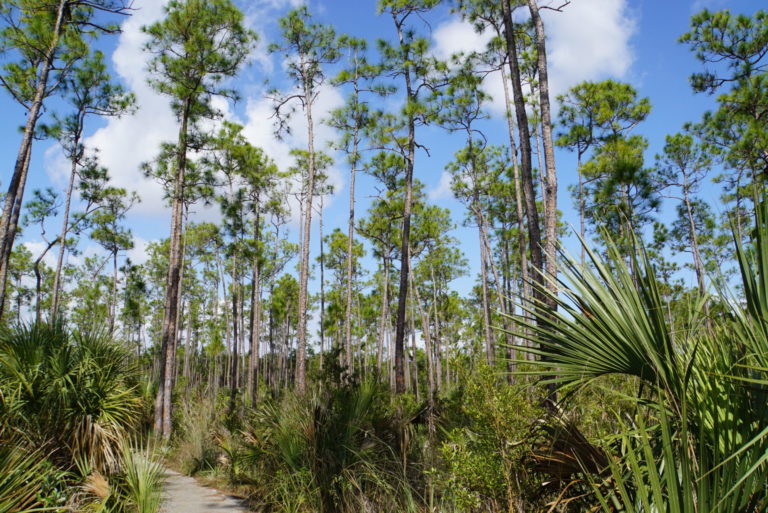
154,99 -> 191,438
296,76 -> 317,393
344,125 -> 360,374
477,213 -> 495,367
683,188 -> 707,303
248,211 -> 262,402
527,0 -> 559,305
319,194 -> 326,371
393,17 -> 416,394
33,238 -> 58,324
50,117 -> 83,318
501,0 -> 546,315
109,250 -> 118,333
0,0 -> 67,315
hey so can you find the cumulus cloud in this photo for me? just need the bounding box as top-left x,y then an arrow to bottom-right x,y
240,83 -> 346,225
428,170 -> 454,201
431,0 -> 637,116
543,0 -> 637,98
22,241 -> 58,268
82,0 -> 174,216
432,18 -> 493,62
80,0 -> 343,227
126,236 -> 152,265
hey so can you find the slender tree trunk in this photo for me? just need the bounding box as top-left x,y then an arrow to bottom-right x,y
109,250 -> 118,333
578,152 -> 586,264
248,211 -> 262,402
378,256 -> 389,376
683,189 -> 708,303
478,210 -> 513,345
393,19 -> 416,394
51,124 -> 82,318
319,194 -> 326,371
527,0 -> 559,305
0,144 -> 33,319
409,257 -> 434,404
501,0 -> 546,315
344,128 -> 359,374
229,264 -> 239,414
429,265 -> 443,393
155,99 -> 191,438
0,0 -> 67,315
499,54 -> 532,319
296,82 -> 317,393
33,238 -> 58,324
477,211 -> 495,367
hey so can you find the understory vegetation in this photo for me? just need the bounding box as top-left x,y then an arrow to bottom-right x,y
0,324 -> 163,512
157,206 -> 768,512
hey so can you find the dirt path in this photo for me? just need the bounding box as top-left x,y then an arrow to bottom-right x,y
161,469 -> 249,513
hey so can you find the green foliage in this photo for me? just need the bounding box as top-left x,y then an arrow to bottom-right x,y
681,9 -> 768,181
511,205 -> 768,511
174,390 -> 222,476
438,366 -> 541,512
143,0 -> 256,120
0,435 -> 49,513
238,381 -> 422,513
0,323 -> 142,473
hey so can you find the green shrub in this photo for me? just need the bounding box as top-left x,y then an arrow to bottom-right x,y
0,323 -> 142,473
241,380 -> 422,513
437,366 -> 541,513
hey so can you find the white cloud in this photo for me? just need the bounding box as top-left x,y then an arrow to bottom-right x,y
431,0 -> 637,116
43,145 -> 70,189
126,236 -> 152,265
240,83 -> 345,225
83,0 -> 174,216
544,0 -> 637,98
82,0 -> 343,227
429,170 -> 453,201
432,19 -> 493,62
22,241 -> 58,268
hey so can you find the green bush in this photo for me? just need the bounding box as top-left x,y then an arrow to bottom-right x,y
0,323 -> 142,473
437,366 -> 541,512
240,380 -> 422,513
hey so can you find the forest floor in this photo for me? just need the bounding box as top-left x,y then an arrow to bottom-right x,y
161,468 -> 249,513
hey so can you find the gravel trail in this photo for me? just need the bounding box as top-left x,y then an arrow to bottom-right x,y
161,469 -> 249,513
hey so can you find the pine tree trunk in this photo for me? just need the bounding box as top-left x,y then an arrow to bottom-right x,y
109,250 -> 118,333
409,256 -> 434,404
393,20 -> 416,394
477,212 -> 495,367
155,99 -> 191,438
344,129 -> 359,374
248,211 -> 262,402
527,0 -> 559,307
684,189 -> 708,303
501,0 -> 546,316
51,122 -> 82,318
499,54 -> 532,324
319,194 -> 326,371
0,144 -> 33,319
0,0 -> 67,315
378,256 -> 389,377
296,80 -> 317,393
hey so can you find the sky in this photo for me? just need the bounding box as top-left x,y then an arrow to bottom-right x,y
1,0 -> 765,305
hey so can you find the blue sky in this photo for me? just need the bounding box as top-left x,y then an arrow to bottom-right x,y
2,0 -> 764,302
